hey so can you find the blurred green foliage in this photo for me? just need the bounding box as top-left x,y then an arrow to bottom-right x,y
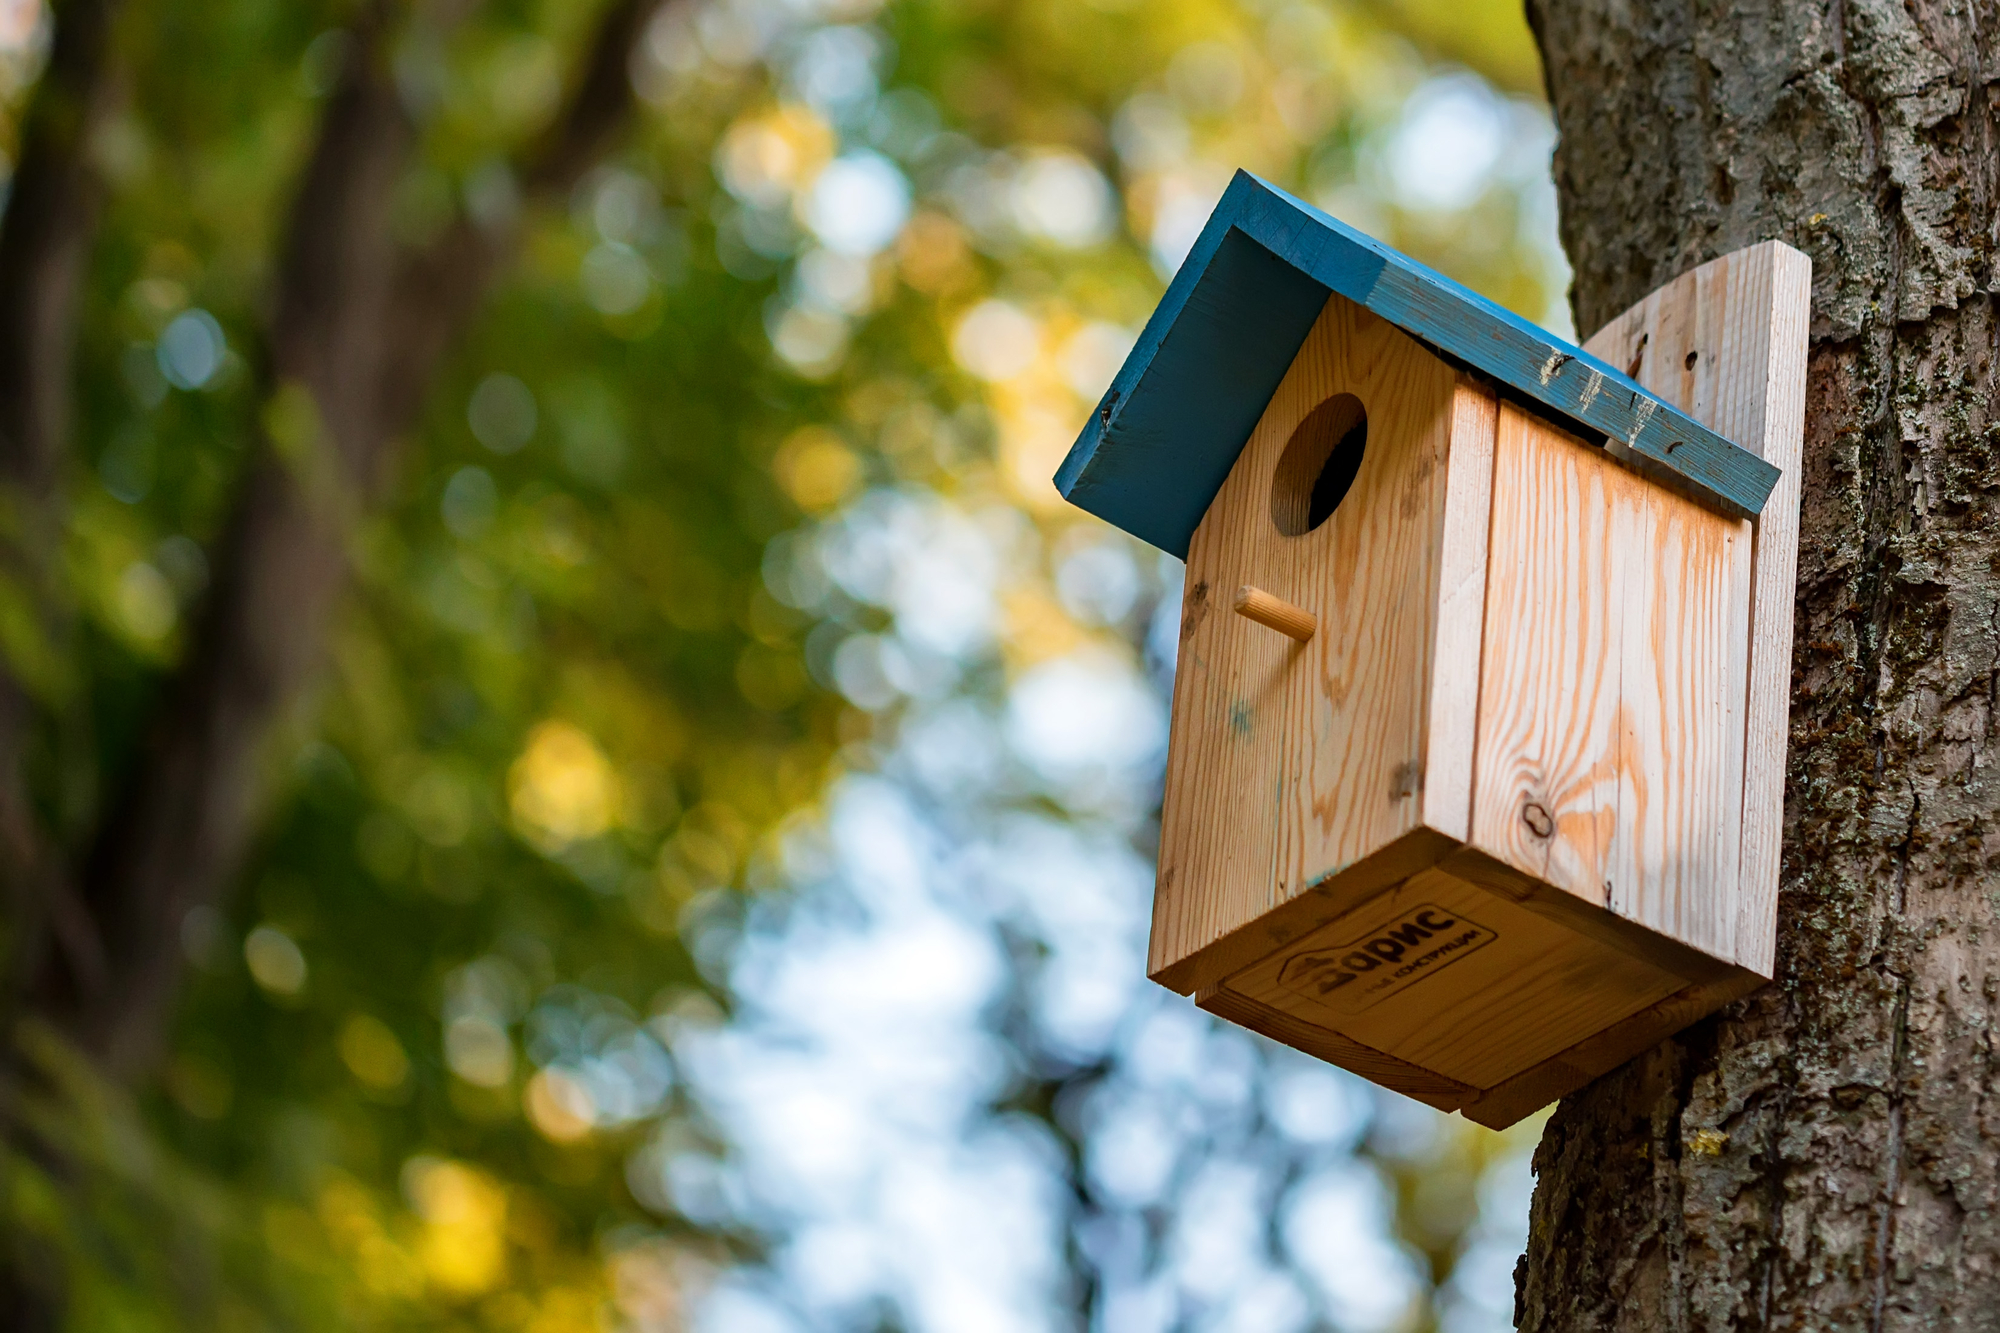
0,0 -> 1558,1326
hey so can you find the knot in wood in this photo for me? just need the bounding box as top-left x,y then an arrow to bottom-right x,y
1521,802 -> 1554,838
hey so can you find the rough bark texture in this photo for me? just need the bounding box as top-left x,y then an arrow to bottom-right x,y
1522,1 -> 1999,1329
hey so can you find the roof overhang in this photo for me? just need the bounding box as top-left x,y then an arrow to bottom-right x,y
1053,172 -> 1780,558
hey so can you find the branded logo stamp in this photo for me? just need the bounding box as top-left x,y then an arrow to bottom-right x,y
1275,903 -> 1497,1015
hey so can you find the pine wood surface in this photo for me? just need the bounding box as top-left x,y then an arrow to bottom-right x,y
1468,402 -> 1752,961
1579,241 -> 1810,977
1232,584 -> 1317,641
1151,291 -> 1468,991
1163,826 -> 1471,998
1219,866 -> 1686,1088
1437,842 -> 1749,988
1196,986 -> 1477,1113
1421,383 -> 1498,843
1459,970 -> 1766,1130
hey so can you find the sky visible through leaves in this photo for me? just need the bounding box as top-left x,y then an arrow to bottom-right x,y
0,0 -> 1570,1328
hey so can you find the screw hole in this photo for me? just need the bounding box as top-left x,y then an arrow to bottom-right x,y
1684,349 -> 1699,370
1625,331 -> 1648,378
1271,393 -> 1367,537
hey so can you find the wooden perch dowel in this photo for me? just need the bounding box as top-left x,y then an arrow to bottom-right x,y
1233,585 -> 1316,641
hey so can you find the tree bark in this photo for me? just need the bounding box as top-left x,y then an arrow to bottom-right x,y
1521,1 -> 1999,1328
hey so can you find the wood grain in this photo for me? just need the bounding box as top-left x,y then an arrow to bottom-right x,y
1234,585 -> 1317,641
1197,986 -> 1476,1113
1220,867 -> 1685,1089
1469,403 -> 1752,960
1440,841 -> 1750,989
1580,241 -> 1810,977
1159,826 -> 1463,997
1460,968 -> 1767,1130
1152,291 -> 1467,992
1422,382 -> 1498,842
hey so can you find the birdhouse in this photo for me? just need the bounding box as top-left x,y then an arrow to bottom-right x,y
1056,173 -> 1809,1128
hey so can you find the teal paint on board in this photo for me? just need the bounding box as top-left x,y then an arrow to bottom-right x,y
1054,172 -> 1778,558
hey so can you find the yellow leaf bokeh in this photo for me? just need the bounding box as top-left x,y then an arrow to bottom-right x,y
509,721 -> 621,851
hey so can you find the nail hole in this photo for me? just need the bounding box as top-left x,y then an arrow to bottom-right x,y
1684,349 -> 1699,370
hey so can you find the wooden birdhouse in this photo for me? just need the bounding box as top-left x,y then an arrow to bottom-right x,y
1055,173 -> 1809,1128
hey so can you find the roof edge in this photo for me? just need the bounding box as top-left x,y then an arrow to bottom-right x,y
1055,172 -> 1780,557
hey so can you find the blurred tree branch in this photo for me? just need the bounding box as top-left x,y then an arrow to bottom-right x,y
7,0 -> 674,1074
0,0 -> 125,1041
0,0 -> 122,499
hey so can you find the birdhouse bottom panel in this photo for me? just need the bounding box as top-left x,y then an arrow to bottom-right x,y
1193,862 -> 1717,1119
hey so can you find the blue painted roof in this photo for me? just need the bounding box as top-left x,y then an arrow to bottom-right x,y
1053,172 -> 1779,558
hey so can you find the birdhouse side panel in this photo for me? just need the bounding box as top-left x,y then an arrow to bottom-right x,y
1469,402 -> 1752,963
1151,293 -> 1463,992
1580,240 -> 1811,977
1149,574 -> 1293,983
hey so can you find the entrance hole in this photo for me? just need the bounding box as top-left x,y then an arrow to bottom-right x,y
1270,393 -> 1367,537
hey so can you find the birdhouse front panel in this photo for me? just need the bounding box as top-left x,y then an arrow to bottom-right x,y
1151,292 -> 1475,994
1052,172 -> 1809,1128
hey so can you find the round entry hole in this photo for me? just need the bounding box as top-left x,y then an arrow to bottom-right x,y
1271,393 -> 1366,537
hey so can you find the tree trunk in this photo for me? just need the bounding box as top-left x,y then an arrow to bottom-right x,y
0,0 -> 123,1040
1521,1 -> 1999,1328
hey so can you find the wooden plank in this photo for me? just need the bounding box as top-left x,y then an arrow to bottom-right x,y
1155,827 -> 1456,997
1055,224 -> 1331,556
1460,970 -> 1768,1130
1152,574 -> 1292,989
1198,986 -> 1475,1113
1469,404 -> 1753,962
1055,171 -> 1779,557
1440,842 -> 1749,989
1421,380 -> 1498,843
1151,291 -> 1460,993
1218,867 -> 1685,1090
1580,242 -> 1811,978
